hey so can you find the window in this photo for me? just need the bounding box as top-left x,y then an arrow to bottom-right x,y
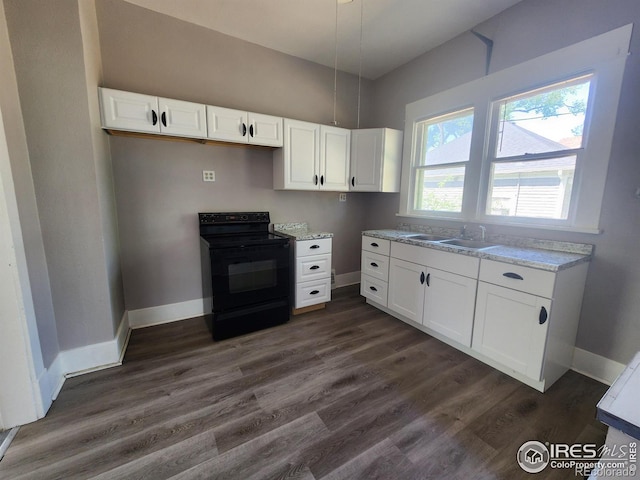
398,25 -> 631,233
412,108 -> 473,213
486,76 -> 592,220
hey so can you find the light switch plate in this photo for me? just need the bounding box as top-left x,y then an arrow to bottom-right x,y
203,170 -> 215,182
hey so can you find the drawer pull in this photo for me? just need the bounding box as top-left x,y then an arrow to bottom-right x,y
539,306 -> 548,325
310,245 -> 320,249
370,262 -> 379,268
426,273 -> 430,287
310,290 -> 320,295
309,265 -> 320,270
370,242 -> 379,247
503,272 -> 524,280
420,272 -> 425,284
369,286 -> 378,292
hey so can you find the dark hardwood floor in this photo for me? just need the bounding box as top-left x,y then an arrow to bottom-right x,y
0,286 -> 608,479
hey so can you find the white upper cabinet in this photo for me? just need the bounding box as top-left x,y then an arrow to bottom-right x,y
206,106 -> 283,147
274,119 -> 320,190
350,128 -> 402,192
274,119 -> 350,191
159,98 -> 207,138
99,88 -> 159,134
99,88 -> 206,138
319,125 -> 350,191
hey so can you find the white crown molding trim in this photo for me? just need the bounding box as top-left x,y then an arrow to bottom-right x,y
571,348 -> 626,386
128,299 -> 205,329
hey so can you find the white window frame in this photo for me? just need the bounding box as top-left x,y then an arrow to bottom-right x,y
399,24 -> 632,233
410,106 -> 474,216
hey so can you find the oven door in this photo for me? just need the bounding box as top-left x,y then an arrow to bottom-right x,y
210,242 -> 290,311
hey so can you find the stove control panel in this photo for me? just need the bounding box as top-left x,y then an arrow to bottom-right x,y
199,212 -> 270,224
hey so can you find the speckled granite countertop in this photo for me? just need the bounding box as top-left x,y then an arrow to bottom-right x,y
273,222 -> 333,241
363,229 -> 592,272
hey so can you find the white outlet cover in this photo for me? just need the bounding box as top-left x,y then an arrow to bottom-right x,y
203,170 -> 215,182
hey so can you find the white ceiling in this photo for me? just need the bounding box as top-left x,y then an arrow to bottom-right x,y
123,0 -> 523,79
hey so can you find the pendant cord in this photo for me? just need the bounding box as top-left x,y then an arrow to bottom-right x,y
332,0 -> 339,126
356,0 -> 363,129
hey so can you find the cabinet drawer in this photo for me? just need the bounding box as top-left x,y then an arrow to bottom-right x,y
297,238 -> 332,257
360,275 -> 388,306
391,242 -> 479,278
361,251 -> 389,281
296,278 -> 331,308
296,254 -> 331,282
362,236 -> 390,255
479,259 -> 555,298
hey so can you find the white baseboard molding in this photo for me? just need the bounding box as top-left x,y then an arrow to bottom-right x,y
332,271 -> 360,289
128,298 -> 205,329
43,310 -> 132,403
571,347 -> 626,386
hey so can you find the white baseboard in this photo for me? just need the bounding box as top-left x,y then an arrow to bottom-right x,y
42,310 -> 131,403
128,298 -> 205,329
571,348 -> 626,386
333,271 -> 360,289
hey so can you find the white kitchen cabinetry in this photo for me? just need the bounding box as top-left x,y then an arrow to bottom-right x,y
206,106 -> 283,147
385,241 -> 479,347
274,119 -> 350,191
472,259 -> 589,390
293,238 -> 332,309
360,237 -> 391,307
423,267 -> 477,347
99,87 -> 207,138
350,128 -> 403,192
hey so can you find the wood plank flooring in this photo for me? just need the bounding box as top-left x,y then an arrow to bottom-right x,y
0,286 -> 608,479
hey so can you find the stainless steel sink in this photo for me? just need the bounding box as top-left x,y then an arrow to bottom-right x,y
405,234 -> 451,242
438,238 -> 500,250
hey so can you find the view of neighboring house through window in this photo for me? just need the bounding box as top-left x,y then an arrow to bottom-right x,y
486,75 -> 592,220
413,108 -> 473,213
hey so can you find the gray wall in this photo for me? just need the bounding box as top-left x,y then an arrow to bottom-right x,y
0,1 -> 58,366
4,0 -> 123,351
368,0 -> 640,365
96,0 -> 375,311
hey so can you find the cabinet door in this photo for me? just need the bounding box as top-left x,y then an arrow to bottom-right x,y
319,126 -> 350,191
159,98 -> 207,138
248,113 -> 283,147
423,268 -> 477,347
206,106 -> 248,143
472,282 -> 551,381
99,88 -> 159,133
350,129 -> 382,191
388,258 -> 425,323
281,119 -> 320,190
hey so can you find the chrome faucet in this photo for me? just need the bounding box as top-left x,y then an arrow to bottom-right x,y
479,225 -> 486,242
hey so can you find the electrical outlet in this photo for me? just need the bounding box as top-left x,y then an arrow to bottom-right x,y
339,193 -> 347,202
203,170 -> 215,182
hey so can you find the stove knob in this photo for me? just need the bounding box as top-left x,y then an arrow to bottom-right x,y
241,215 -> 248,221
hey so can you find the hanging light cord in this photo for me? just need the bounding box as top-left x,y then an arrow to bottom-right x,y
332,0 -> 339,126
357,0 -> 363,128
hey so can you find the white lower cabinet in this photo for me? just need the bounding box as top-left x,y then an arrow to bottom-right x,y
360,237 -> 391,307
361,235 -> 590,392
293,238 -> 332,309
388,258 -> 426,323
472,282 -> 551,380
386,244 -> 478,347
423,268 -> 477,347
